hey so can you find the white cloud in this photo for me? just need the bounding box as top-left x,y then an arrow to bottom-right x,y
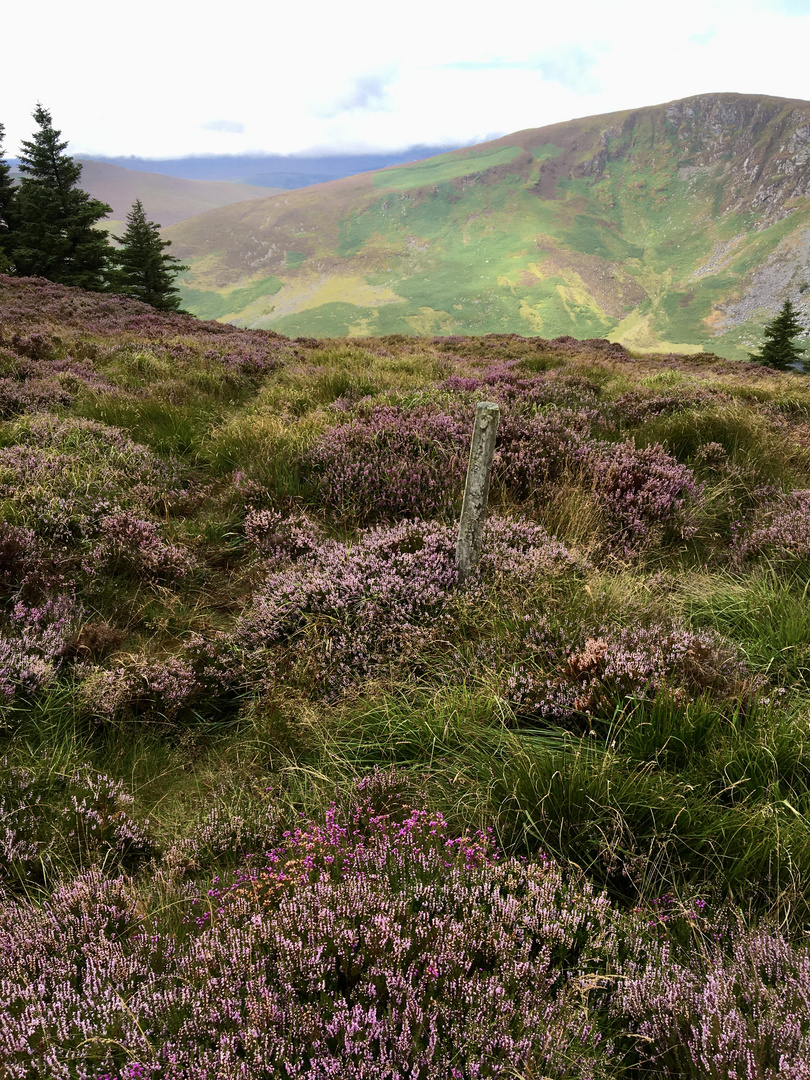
3,0 -> 809,158
315,73 -> 396,119
202,120 -> 245,134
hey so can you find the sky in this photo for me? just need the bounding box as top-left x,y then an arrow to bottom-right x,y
3,0 -> 810,160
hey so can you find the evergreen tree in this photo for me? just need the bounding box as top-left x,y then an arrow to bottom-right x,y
751,298 -> 807,371
110,199 -> 188,311
13,104 -> 113,290
0,122 -> 17,273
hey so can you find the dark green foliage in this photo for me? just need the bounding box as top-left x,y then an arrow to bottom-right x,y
751,298 -> 807,371
110,199 -> 188,311
12,104 -> 114,290
0,122 -> 16,272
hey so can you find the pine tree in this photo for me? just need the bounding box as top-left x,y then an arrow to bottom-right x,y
0,123 -> 17,273
110,199 -> 188,311
12,104 -> 114,290
751,298 -> 807,371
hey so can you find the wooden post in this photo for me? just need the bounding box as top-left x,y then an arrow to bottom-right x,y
456,401 -> 500,582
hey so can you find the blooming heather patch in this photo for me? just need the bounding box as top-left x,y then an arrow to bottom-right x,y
235,518 -> 460,692
0,521 -> 64,602
588,440 -> 702,554
477,514 -> 588,581
493,410 -> 590,502
85,511 -> 197,582
0,594 -> 82,701
2,778 -> 809,1079
0,273 -> 291,357
0,761 -> 151,890
7,413 -> 183,485
604,385 -> 726,430
0,416 -> 197,590
0,415 -> 189,536
78,655 -> 200,722
0,344 -> 124,418
235,515 -> 581,694
307,405 -> 469,522
308,401 -> 603,522
0,374 -> 72,418
0,785 -> 618,1080
443,363 -> 603,414
76,630 -> 243,723
504,619 -> 756,723
731,488 -> 810,567
617,926 -> 810,1078
243,508 -> 323,565
0,274 -> 295,418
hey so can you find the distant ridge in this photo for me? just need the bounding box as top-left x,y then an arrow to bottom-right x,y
86,147 -> 462,190
165,93 -> 810,358
9,158 -> 274,234
74,159 -> 274,232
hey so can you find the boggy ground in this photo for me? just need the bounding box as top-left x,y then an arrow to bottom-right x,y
2,274 -> 810,1078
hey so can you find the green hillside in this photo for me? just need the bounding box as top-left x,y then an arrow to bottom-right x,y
166,93 -> 810,357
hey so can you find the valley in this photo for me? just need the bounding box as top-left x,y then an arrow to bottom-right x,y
165,93 -> 810,357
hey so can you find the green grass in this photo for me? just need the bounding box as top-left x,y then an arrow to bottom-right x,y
178,274 -> 283,321
372,145 -> 525,191
684,571 -> 810,686
77,395 -> 220,459
285,251 -> 306,270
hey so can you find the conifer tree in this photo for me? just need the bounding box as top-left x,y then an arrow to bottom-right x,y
110,199 -> 188,311
0,123 -> 17,273
13,104 -> 113,290
751,298 -> 807,371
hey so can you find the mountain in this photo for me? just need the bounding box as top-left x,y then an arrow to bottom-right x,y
72,159 -> 274,233
86,148 -> 461,190
165,94 -> 810,357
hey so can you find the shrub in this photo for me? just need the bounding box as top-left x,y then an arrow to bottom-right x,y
616,925 -> 810,1078
731,488 -> 810,567
0,594 -> 81,701
0,417 -> 190,557
84,511 -> 197,582
78,655 -> 200,722
0,521 -> 61,601
77,632 -> 243,722
307,405 -> 469,522
504,619 -> 757,724
243,508 -> 322,564
235,519 -> 461,693
493,411 -> 589,502
235,516 -> 581,695
5,779 -> 810,1080
476,514 -> 588,581
588,440 -> 702,554
0,783 -> 618,1080
443,364 -> 602,413
0,761 -> 151,890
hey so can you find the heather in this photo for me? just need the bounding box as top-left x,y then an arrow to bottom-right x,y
3,275 -> 810,1077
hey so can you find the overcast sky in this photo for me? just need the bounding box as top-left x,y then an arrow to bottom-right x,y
3,0 -> 810,160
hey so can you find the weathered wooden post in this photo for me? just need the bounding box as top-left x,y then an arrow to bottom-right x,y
455,401 -> 500,583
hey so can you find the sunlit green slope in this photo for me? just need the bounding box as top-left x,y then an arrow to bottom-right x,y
166,93 -> 810,357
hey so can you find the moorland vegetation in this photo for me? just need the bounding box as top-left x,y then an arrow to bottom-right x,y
2,273 -> 810,1077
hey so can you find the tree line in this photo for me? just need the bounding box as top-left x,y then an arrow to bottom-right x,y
0,105 -> 187,311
